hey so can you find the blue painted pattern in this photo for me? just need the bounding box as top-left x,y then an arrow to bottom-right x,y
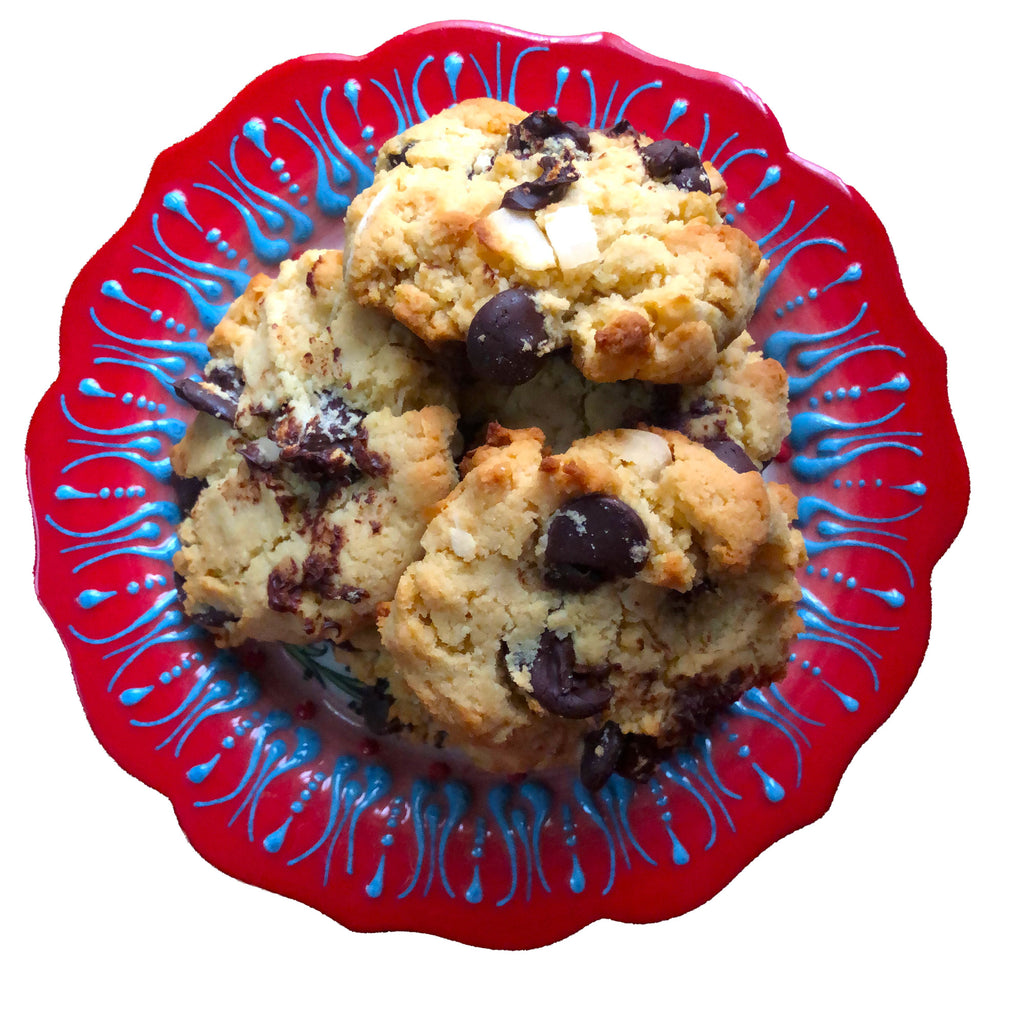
45,40 -> 928,907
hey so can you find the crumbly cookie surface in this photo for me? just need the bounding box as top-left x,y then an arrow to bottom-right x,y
344,99 -> 768,387
459,329 -> 790,463
378,426 -> 805,778
171,250 -> 459,647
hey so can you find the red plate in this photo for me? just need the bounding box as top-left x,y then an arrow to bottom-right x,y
27,22 -> 969,948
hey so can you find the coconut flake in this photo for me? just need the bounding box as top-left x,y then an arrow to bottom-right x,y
475,208 -> 556,271
449,527 -> 477,559
542,204 -> 600,269
344,184 -> 391,277
617,429 -> 673,479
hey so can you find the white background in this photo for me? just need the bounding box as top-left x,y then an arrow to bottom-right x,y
5,1 -> 1020,1020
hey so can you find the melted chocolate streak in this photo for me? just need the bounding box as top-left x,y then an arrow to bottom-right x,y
174,369 -> 386,622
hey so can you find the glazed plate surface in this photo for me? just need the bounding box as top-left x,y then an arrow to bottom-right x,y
28,22 -> 968,948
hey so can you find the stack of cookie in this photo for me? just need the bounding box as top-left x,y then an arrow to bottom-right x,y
172,100 -> 805,786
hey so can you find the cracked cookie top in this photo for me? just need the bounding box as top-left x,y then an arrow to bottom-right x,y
170,250 -> 459,647
377,426 -> 805,778
344,98 -> 768,388
458,329 -> 790,462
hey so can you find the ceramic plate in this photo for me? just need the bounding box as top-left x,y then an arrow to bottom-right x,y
28,22 -> 968,948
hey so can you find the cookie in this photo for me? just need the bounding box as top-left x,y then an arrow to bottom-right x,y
171,250 -> 459,646
344,99 -> 768,387
377,426 -> 806,779
458,329 -> 788,466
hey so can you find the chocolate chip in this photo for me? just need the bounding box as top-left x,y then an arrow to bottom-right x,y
304,393 -> 364,448
543,494 -> 650,591
655,396 -> 729,445
700,437 -> 758,474
299,550 -> 337,597
523,630 -> 612,719
501,155 -> 580,212
641,139 -> 702,178
666,578 -> 718,618
169,472 -> 205,513
173,363 -> 243,423
267,561 -> 303,613
661,394 -> 717,430
271,392 -> 379,482
206,362 -> 244,395
267,546 -> 367,617
238,438 -> 281,471
466,288 -> 548,385
670,165 -> 712,194
382,142 -> 414,169
507,111 -> 591,156
580,721 -> 624,790
188,605 -> 238,629
615,733 -> 666,781
604,119 -> 639,140
349,437 -> 391,478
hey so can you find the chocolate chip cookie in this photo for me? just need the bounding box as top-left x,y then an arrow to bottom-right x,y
171,250 -> 459,646
377,426 -> 805,779
344,99 -> 768,388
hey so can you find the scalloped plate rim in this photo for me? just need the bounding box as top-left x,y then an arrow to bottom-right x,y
28,22 -> 970,948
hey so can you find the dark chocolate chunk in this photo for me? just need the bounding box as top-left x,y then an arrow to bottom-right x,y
604,119 -> 639,140
206,362 -> 244,397
580,721 -> 624,790
655,396 -> 731,449
238,439 -> 281,471
382,142 -> 414,169
666,578 -> 718,617
501,155 -> 580,212
673,668 -> 765,740
169,472 -> 205,514
466,288 -> 548,385
615,733 -> 666,781
188,605 -> 238,629
524,630 -> 612,719
670,165 -> 712,194
700,437 -> 758,474
639,139 -> 713,194
299,552 -> 333,595
173,371 -> 242,423
303,393 -> 364,448
507,111 -> 591,156
267,562 -> 303,613
271,392 -> 378,482
267,546 -> 367,617
657,394 -> 716,432
349,437 -> 391,478
641,138 -> 702,178
543,494 -> 650,591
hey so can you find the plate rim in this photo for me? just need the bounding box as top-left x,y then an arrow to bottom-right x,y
27,20 -> 970,948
